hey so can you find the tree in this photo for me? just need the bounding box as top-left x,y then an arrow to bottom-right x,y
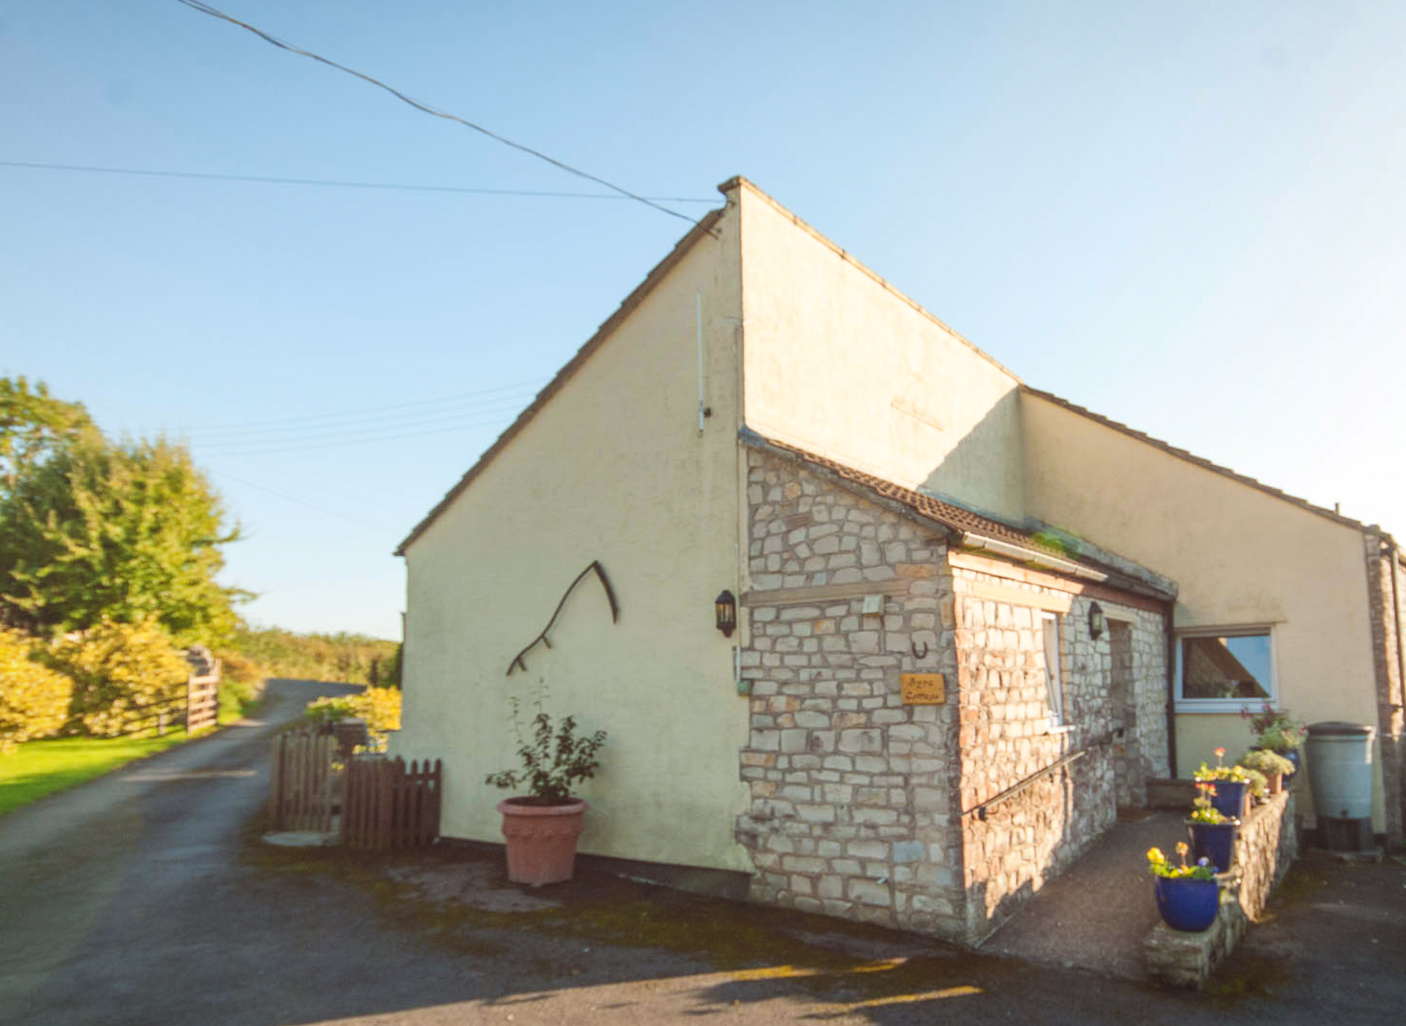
0,377 -> 98,499
0,435 -> 244,645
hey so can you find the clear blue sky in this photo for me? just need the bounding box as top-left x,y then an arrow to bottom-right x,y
3,1 -> 1403,640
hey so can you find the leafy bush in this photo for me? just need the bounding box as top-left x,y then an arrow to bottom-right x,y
303,686 -> 402,749
52,619 -> 191,737
0,628 -> 74,752
213,648 -> 267,723
304,694 -> 358,725
233,626 -> 399,686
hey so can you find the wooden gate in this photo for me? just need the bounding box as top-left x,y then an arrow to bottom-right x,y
342,756 -> 442,850
268,732 -> 336,832
185,669 -> 220,733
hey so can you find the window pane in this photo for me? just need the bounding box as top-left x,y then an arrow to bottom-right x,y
1042,617 -> 1062,720
1181,634 -> 1271,700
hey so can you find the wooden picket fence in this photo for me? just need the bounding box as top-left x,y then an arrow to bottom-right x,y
342,756 -> 442,851
268,732 -> 337,832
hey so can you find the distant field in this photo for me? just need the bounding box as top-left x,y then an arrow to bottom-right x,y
0,735 -> 192,817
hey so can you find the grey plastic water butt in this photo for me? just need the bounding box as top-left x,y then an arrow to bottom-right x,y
1305,721 -> 1375,851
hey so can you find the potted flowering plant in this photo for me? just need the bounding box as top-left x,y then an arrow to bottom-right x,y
1186,782 -> 1239,872
486,710 -> 607,885
1147,842 -> 1218,932
1193,748 -> 1250,819
1243,704 -> 1306,777
1238,748 -> 1294,795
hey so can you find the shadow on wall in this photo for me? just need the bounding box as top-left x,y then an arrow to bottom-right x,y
964,751 -> 1117,944
912,389 -> 1025,524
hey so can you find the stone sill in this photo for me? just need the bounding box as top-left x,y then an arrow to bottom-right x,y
1144,885 -> 1246,989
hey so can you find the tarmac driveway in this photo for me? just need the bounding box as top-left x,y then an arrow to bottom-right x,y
1,682 -> 1402,1025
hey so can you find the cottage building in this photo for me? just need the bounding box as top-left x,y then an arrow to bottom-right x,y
391,178 -> 1404,945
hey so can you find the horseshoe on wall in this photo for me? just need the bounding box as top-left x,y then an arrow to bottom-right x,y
912,640 -> 929,660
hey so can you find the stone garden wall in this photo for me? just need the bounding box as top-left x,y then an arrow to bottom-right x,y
1144,791 -> 1297,989
734,450 -> 967,938
949,554 -> 1168,941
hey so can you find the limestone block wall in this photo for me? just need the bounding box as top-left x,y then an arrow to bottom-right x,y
949,555 -> 1168,941
734,449 -> 967,939
1232,791 -> 1297,920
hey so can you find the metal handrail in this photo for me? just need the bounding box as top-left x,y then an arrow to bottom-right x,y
963,732 -> 1113,820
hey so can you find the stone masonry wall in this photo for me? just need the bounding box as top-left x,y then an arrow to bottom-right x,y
734,450 -> 967,939
950,555 -> 1168,942
1363,531 -> 1405,845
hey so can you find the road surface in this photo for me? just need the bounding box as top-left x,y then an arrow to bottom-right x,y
1,677 -> 1402,1025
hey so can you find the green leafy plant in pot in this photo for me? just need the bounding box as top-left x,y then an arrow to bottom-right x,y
1238,748 -> 1294,796
486,710 -> 606,885
1242,704 -> 1306,777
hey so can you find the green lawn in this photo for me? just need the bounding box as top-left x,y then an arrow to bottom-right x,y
0,734 -> 193,817
0,680 -> 271,818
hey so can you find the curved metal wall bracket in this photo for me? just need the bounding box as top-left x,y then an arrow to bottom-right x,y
506,560 -> 620,676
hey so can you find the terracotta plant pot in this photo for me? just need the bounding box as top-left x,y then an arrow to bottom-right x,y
1265,772 -> 1283,796
497,797 -> 589,885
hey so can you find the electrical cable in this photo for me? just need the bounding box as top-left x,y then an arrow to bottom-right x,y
192,400 -> 533,453
211,470 -> 393,533
186,389 -> 541,444
170,0 -> 701,225
201,409 -> 525,457
0,160 -> 716,204
176,378 -> 545,435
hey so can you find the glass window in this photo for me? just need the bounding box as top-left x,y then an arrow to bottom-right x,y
1177,629 -> 1273,709
1040,612 -> 1064,724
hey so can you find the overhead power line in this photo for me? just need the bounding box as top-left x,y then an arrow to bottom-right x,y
212,469 -> 393,533
194,399 -> 534,453
171,0 -> 701,225
207,409 -> 524,458
185,384 -> 545,443
0,160 -> 716,204
181,379 -> 546,434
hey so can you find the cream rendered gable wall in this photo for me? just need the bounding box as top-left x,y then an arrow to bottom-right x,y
1020,392 -> 1385,827
393,204 -> 752,872
733,181 -> 1026,523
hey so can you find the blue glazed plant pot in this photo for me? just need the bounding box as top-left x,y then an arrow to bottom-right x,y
1154,877 -> 1219,932
1208,779 -> 1248,819
1187,819 -> 1240,873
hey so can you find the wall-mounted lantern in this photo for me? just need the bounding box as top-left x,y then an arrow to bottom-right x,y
715,589 -> 737,638
1088,601 -> 1106,641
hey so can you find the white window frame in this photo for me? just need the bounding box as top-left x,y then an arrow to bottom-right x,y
1174,624 -> 1277,714
1039,611 -> 1065,727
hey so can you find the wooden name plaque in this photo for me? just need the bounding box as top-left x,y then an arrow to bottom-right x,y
900,673 -> 945,705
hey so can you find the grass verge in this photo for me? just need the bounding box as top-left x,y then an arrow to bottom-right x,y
0,733 -> 194,817
218,677 -> 269,725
